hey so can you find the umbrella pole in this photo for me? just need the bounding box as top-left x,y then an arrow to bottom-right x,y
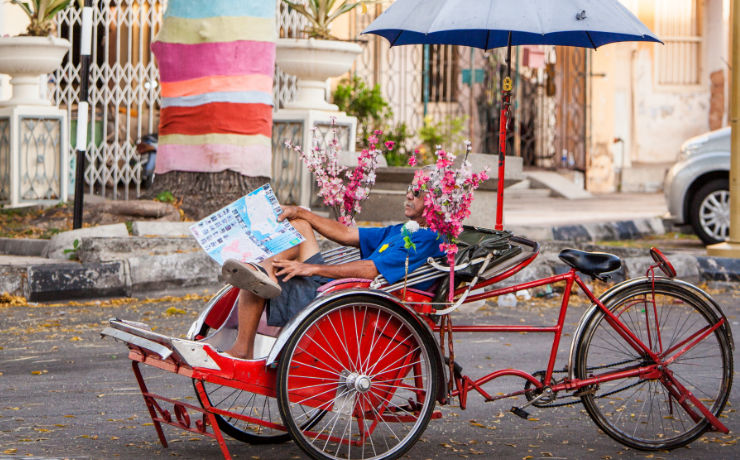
494,32 -> 513,231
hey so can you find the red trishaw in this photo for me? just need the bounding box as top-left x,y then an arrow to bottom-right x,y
103,228 -> 734,460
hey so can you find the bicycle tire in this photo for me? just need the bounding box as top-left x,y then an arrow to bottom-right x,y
575,279 -> 733,450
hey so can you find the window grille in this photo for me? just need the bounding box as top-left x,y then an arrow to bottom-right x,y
422,45 -> 460,103
655,0 -> 702,86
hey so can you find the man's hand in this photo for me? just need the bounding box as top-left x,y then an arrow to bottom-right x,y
278,205 -> 361,248
272,258 -> 315,281
278,205 -> 304,222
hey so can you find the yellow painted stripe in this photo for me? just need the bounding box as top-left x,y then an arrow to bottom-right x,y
160,74 -> 273,98
157,16 -> 275,44
160,133 -> 271,147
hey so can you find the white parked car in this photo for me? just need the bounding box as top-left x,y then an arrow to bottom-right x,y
663,127 -> 731,245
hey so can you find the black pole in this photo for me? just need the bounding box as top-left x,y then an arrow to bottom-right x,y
73,0 -> 93,229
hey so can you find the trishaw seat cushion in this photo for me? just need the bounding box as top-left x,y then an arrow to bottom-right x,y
558,248 -> 621,277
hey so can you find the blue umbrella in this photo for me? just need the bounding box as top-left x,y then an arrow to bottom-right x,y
363,0 -> 661,230
363,0 -> 661,50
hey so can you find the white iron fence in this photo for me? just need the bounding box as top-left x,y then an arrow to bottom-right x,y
53,0 -> 162,200
50,2 -> 575,202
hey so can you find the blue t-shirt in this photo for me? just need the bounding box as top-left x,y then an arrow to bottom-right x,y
359,224 -> 445,291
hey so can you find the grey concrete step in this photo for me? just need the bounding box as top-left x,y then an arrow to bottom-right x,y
525,170 -> 592,200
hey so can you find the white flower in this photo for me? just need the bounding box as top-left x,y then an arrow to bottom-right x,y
403,220 -> 420,233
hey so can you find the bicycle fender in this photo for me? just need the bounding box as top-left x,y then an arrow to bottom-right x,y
186,284 -> 235,340
566,277 -> 734,381
265,287 -> 449,403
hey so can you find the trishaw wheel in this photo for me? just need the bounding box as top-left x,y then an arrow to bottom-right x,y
575,280 -> 733,450
277,295 -> 439,460
192,317 -> 290,444
193,379 -> 290,444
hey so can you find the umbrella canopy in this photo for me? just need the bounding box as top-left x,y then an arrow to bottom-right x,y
363,0 -> 661,49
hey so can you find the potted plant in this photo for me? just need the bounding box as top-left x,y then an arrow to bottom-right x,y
0,0 -> 75,106
276,0 -> 370,111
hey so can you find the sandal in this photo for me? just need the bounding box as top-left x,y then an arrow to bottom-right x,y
221,259 -> 282,299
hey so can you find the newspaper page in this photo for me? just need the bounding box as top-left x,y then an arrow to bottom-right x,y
189,184 -> 305,265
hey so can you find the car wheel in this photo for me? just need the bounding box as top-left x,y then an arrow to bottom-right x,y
689,178 -> 730,245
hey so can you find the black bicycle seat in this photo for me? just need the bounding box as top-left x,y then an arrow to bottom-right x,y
558,249 -> 621,278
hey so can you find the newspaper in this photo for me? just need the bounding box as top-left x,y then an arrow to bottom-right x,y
189,184 -> 305,265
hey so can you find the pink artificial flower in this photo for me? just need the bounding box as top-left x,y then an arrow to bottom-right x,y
408,155 -> 417,166
385,141 -> 396,150
368,135 -> 379,145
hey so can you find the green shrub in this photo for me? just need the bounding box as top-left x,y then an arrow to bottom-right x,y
417,115 -> 467,164
333,76 -> 390,145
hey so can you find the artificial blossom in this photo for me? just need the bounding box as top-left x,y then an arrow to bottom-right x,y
287,119 -> 390,226
410,141 -> 489,265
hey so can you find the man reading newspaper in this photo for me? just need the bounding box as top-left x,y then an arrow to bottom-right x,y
221,173 -> 444,360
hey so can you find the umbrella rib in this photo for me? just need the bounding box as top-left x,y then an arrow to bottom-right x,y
586,31 -> 598,50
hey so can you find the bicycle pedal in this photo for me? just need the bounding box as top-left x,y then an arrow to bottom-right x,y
510,406 -> 530,419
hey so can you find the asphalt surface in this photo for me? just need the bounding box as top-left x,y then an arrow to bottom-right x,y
0,284 -> 737,460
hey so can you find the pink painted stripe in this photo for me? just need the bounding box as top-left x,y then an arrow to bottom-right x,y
152,40 -> 275,82
155,143 -> 272,178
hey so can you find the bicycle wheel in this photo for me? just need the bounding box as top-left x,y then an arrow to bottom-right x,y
277,295 -> 440,460
575,279 -> 733,450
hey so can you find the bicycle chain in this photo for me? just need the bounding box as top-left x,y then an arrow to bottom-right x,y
524,358 -> 646,408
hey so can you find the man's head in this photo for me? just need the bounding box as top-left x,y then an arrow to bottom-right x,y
404,166 -> 433,224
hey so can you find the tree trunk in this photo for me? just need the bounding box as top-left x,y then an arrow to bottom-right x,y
146,171 -> 270,220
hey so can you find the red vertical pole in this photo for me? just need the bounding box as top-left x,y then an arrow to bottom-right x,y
495,35 -> 513,231
495,94 -> 510,230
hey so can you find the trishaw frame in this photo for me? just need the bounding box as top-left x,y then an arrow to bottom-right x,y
104,236 -> 734,459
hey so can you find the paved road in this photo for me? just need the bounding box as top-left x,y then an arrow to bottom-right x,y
0,285 -> 737,460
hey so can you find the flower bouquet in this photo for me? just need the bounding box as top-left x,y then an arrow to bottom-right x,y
287,119 -> 393,226
410,142 -> 489,302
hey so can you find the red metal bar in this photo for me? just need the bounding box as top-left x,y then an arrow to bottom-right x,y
437,271 -> 574,334
495,100 -> 508,231
131,361 -> 168,449
660,369 -> 729,433
131,362 -> 233,460
659,319 -> 722,360
544,276 -> 575,384
662,318 -> 725,366
658,375 -> 704,424
460,271 -> 571,303
441,325 -> 559,333
552,365 -> 655,392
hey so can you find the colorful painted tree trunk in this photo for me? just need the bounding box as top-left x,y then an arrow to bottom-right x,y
151,0 -> 276,178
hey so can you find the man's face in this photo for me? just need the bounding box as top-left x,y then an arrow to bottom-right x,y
404,180 -> 425,221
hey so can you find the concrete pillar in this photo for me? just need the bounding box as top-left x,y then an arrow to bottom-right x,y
707,0 -> 740,257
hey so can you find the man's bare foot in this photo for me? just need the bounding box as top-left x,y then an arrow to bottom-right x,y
223,347 -> 252,360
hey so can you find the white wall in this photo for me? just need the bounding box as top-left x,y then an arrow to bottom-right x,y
631,48 -> 709,162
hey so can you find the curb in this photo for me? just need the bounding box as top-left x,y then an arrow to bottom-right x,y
508,217 -> 665,244
20,252 -> 221,301
1,217 -> 737,302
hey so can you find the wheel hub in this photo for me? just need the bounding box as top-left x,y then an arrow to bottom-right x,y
343,372 -> 372,393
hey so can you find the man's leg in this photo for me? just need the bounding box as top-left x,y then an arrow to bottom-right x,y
226,290 -> 265,359
226,218 -> 319,359
260,218 -> 319,277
